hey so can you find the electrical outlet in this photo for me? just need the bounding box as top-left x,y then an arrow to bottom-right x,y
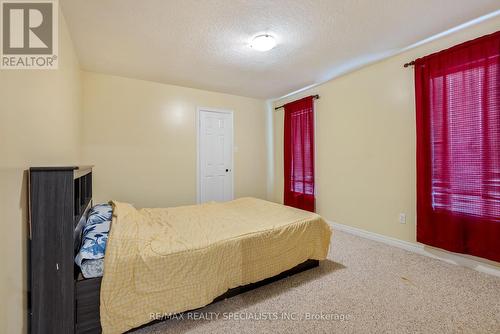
399,213 -> 407,224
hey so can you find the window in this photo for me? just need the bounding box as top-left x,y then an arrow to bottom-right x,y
283,96 -> 315,212
430,63 -> 498,219
415,31 -> 500,262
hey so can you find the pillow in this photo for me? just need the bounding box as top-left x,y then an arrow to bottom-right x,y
75,204 -> 112,267
80,259 -> 104,278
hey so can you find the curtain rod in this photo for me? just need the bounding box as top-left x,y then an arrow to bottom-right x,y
403,60 -> 415,68
274,94 -> 320,111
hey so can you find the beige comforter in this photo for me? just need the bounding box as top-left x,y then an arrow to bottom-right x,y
100,197 -> 332,333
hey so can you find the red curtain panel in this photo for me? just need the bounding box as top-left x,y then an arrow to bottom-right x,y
284,96 -> 315,212
415,31 -> 500,262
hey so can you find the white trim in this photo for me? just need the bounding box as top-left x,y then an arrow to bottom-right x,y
264,100 -> 275,200
196,107 -> 234,204
328,220 -> 500,277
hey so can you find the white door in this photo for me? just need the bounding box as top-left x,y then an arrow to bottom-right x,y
198,109 -> 233,203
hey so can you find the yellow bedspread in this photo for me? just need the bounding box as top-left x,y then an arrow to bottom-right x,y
100,197 -> 332,333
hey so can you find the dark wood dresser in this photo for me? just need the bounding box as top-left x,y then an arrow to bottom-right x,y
29,166 -> 93,334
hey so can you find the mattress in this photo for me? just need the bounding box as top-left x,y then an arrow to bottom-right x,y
100,197 -> 332,334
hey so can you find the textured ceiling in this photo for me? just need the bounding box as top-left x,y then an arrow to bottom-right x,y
61,0 -> 499,99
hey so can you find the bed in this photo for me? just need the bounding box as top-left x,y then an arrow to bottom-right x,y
29,167 -> 332,334
99,197 -> 331,333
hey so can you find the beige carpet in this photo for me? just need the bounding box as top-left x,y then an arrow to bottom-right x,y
133,229 -> 500,334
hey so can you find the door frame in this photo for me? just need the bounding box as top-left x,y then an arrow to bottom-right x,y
196,107 -> 234,204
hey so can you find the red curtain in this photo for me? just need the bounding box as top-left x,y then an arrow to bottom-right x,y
284,96 -> 315,212
415,31 -> 500,262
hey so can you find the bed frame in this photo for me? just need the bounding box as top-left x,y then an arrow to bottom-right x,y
28,166 -> 319,334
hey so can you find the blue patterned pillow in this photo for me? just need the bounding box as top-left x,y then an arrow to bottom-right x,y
75,204 -> 113,267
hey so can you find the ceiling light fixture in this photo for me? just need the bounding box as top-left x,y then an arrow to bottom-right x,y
250,34 -> 276,52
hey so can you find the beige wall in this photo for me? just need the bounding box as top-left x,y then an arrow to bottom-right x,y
81,72 -> 268,208
273,16 -> 500,252
1,7 -> 498,334
0,11 -> 82,334
0,18 -> 268,333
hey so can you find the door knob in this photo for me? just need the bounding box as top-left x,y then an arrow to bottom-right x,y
226,169 -> 229,172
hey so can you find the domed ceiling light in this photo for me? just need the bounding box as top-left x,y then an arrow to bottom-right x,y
250,34 -> 277,52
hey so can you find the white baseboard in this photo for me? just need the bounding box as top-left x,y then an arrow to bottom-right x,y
328,221 -> 500,278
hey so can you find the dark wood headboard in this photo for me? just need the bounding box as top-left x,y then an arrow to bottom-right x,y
28,166 -> 93,334
73,167 -> 93,252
